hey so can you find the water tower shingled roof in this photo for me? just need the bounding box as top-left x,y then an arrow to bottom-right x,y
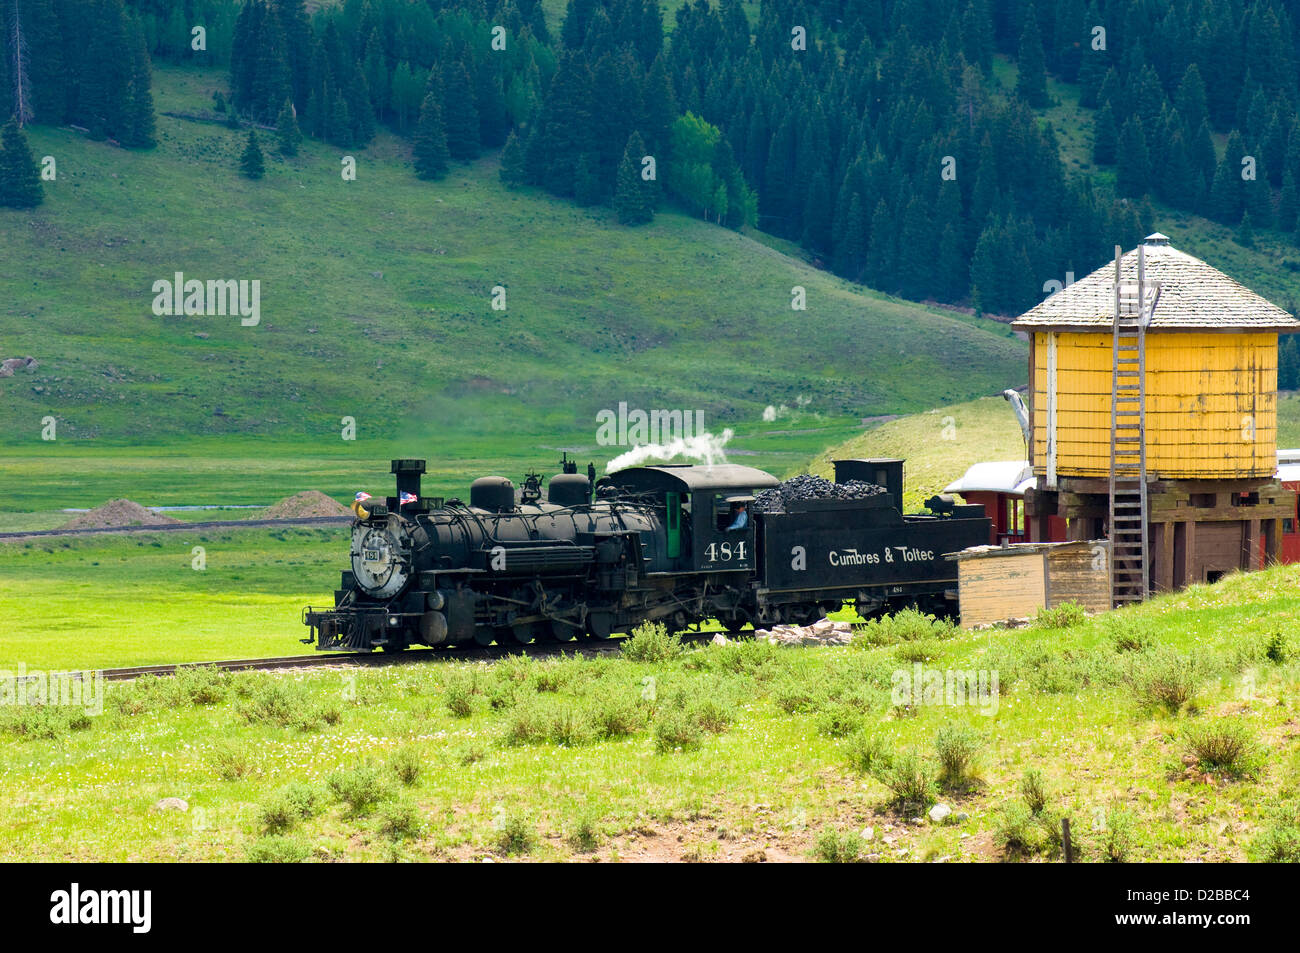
1010,236 -> 1300,332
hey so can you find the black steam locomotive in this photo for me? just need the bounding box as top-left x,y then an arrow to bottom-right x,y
302,456 -> 990,651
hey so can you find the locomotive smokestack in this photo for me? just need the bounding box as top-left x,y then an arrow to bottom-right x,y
391,459 -> 425,500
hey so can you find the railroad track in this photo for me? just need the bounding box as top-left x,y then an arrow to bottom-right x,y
0,516 -> 351,542
96,631 -> 720,682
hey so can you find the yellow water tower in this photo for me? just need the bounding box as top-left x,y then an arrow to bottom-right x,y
1011,233 -> 1298,598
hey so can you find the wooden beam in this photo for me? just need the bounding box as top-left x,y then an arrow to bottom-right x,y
1246,518 -> 1261,569
1159,522 -> 1174,592
1185,519 -> 1197,585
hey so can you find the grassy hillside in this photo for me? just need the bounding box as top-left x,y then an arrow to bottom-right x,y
3,563 -> 1299,862
0,65 -> 1023,448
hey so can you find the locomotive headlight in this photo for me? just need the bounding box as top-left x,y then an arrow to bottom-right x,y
350,517 -> 412,600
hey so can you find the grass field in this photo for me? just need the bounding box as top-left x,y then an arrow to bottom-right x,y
2,565 -> 1298,862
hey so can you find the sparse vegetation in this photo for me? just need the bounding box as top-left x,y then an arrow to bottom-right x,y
1033,602 -> 1087,629
621,621 -> 684,662
933,724 -> 985,790
1183,719 -> 1262,779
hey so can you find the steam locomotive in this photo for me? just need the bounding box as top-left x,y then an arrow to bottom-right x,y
302,456 -> 991,651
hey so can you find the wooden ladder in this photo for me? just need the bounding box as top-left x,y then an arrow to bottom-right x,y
1109,245 -> 1156,605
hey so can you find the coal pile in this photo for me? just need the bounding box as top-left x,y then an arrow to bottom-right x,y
752,474 -> 886,513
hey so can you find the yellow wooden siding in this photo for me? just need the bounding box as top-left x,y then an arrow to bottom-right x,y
1031,331 -> 1277,479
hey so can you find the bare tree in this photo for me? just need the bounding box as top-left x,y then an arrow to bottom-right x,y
8,0 -> 33,126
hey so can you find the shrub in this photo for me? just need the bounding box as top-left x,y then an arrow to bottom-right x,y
327,764 -> 391,815
621,621 -> 682,662
172,666 -> 229,705
209,742 -> 255,780
533,663 -> 573,693
245,835 -> 310,863
375,800 -> 424,841
1249,823 -> 1300,862
0,704 -> 92,739
813,826 -> 865,863
1020,769 -> 1048,815
688,696 -> 734,734
1183,719 -> 1262,778
845,730 -> 893,776
996,801 -> 1054,857
567,811 -> 601,853
1108,619 -> 1155,653
854,607 -> 956,647
388,746 -> 422,786
815,703 -> 863,738
1125,648 -> 1200,713
933,723 -> 985,789
236,679 -> 338,732
503,696 -> 593,747
590,693 -> 648,739
894,639 -> 940,663
1033,601 -> 1086,629
772,677 -> 820,714
495,811 -> 535,855
258,784 -> 322,834
879,749 -> 937,812
1265,630 -> 1291,664
444,670 -> 479,718
1100,807 -> 1135,862
653,707 -> 703,752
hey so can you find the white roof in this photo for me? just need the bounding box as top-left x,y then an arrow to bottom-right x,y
1011,236 -> 1298,332
1278,464 -> 1300,483
943,461 -> 1033,495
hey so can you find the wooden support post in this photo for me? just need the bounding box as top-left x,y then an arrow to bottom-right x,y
1158,521 -> 1174,592
1265,518 -> 1281,565
1246,518 -> 1261,570
1185,520 -> 1197,585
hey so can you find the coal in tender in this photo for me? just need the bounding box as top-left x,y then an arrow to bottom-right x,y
752,474 -> 886,513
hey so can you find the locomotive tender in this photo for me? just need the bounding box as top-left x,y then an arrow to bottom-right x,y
303,457 -> 991,651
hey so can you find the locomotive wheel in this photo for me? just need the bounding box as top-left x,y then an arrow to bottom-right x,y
473,627 -> 496,647
547,620 -> 574,642
510,622 -> 538,645
381,641 -> 407,654
584,612 -> 614,640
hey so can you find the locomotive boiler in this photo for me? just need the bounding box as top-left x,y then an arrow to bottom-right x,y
303,456 -> 991,651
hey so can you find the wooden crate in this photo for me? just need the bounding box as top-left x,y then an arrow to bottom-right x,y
950,541 -> 1111,628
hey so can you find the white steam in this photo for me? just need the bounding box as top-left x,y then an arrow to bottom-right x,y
605,428 -> 735,473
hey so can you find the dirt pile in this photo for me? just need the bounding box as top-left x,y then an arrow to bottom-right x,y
261,491 -> 350,519
59,499 -> 182,530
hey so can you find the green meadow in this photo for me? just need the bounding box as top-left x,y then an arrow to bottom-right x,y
2,566 -> 1298,863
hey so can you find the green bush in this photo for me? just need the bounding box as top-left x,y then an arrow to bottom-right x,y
1183,719 -> 1262,778
503,696 -> 594,747
772,677 -> 820,714
1100,807 -> 1135,863
813,826 -> 865,863
995,801 -> 1061,858
236,679 -> 339,732
388,745 -> 422,786
1108,618 -> 1156,654
567,811 -> 601,853
208,741 -> 256,781
327,764 -> 392,816
245,835 -> 310,863
879,749 -> 937,812
815,702 -> 863,738
172,666 -> 229,705
1264,630 -> 1291,664
621,621 -> 683,662
0,704 -> 92,739
845,730 -> 893,776
854,607 -> 956,647
894,639 -> 941,663
444,670 -> 479,718
590,692 -> 648,739
933,723 -> 985,789
653,707 -> 704,752
258,783 -> 323,835
1032,601 -> 1087,629
1020,769 -> 1048,815
375,800 -> 424,841
1249,823 -> 1300,862
495,811 -> 535,855
1125,648 -> 1200,713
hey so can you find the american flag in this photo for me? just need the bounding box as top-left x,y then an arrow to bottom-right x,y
399,492 -> 417,507
354,491 -> 372,502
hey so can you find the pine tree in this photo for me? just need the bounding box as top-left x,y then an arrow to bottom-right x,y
1092,102 -> 1117,164
0,121 -> 44,208
120,27 -> 156,148
499,129 -> 527,188
573,152 -> 602,206
1236,209 -> 1255,247
440,60 -> 480,160
970,219 -> 1005,316
1115,116 -> 1150,198
614,131 -> 654,225
276,98 -> 302,156
1015,4 -> 1049,108
412,92 -> 450,180
240,130 -> 265,180
1279,172 -> 1299,232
